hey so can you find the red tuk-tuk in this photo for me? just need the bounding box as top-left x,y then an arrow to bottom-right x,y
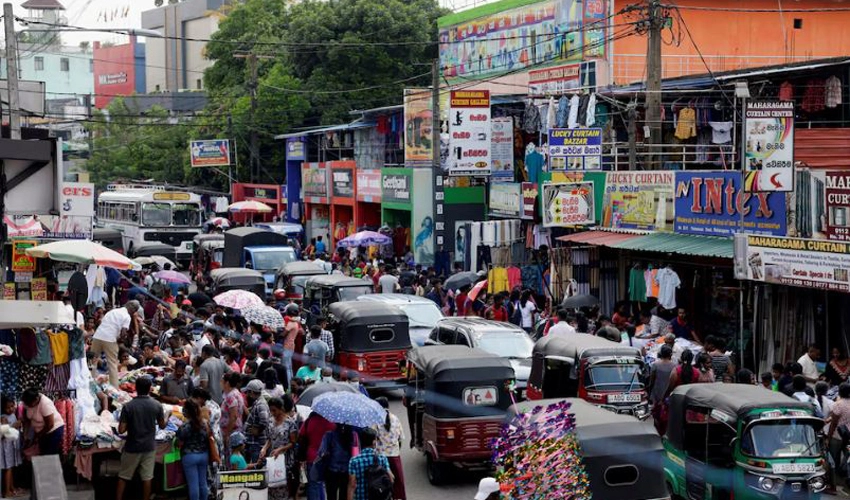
404,345 -> 515,485
327,301 -> 411,389
527,334 -> 648,419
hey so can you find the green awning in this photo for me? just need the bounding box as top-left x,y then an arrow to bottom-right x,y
609,233 -> 734,259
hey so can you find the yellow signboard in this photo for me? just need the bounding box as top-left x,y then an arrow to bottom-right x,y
153,192 -> 191,201
11,240 -> 36,272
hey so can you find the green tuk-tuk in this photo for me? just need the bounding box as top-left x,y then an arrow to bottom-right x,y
664,384 -> 826,500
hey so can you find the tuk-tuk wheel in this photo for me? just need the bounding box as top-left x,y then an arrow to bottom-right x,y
426,453 -> 449,485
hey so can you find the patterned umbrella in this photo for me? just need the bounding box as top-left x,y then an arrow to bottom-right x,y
297,382 -> 359,407
153,270 -> 192,285
213,289 -> 265,309
311,391 -> 386,427
240,305 -> 284,329
468,279 -> 488,302
228,200 -> 273,213
206,217 -> 231,228
26,239 -> 137,270
337,230 -> 392,248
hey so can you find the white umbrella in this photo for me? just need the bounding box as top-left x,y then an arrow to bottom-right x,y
26,240 -> 137,270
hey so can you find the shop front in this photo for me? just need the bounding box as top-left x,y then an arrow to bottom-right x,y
302,163 -> 331,245
381,168 -> 435,266
356,169 -> 382,230
330,161 -> 356,247
230,183 -> 284,224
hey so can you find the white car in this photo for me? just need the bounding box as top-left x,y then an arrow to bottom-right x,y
356,294 -> 444,346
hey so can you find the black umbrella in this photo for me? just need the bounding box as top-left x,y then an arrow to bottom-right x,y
297,382 -> 359,407
561,294 -> 600,309
443,271 -> 480,291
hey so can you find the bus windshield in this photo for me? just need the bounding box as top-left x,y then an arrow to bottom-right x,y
172,203 -> 201,226
142,203 -> 171,227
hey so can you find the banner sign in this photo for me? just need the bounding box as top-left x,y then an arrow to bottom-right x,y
448,90 -> 491,176
742,235 -> 850,292
219,470 -> 268,500
12,240 -> 36,272
60,182 -> 94,216
491,117 -> 514,182
584,0 -> 607,58
382,172 -> 412,205
243,186 -> 277,201
542,182 -> 595,227
826,171 -> 850,241
190,139 -> 231,168
744,101 -> 794,192
489,183 -> 522,218
286,137 -> 305,161
301,165 -> 329,203
3,283 -> 14,301
601,171 -> 674,231
528,64 -> 581,97
548,128 -> 602,170
522,182 -> 538,220
356,170 -> 382,203
674,171 -> 786,237
403,89 -> 433,165
331,168 -> 354,199
31,277 -> 47,301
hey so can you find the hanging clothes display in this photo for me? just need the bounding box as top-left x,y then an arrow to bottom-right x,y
585,94 -> 597,126
628,265 -> 647,302
801,79 -> 826,113
826,75 -> 842,108
567,94 -> 581,129
522,100 -> 542,133
556,96 -> 570,128
525,144 -> 544,184
709,122 -> 733,144
674,107 -> 697,140
655,266 -> 681,310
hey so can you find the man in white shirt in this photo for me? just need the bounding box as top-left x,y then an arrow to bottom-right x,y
639,310 -> 666,338
91,300 -> 141,386
548,310 -> 576,336
378,266 -> 400,294
797,344 -> 821,384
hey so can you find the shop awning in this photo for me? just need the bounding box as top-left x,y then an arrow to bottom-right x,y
609,233 -> 734,259
556,230 -> 643,246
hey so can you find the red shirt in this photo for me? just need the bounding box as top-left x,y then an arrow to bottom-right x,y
455,292 -> 469,317
486,305 -> 508,322
612,312 -> 629,329
300,414 -> 336,463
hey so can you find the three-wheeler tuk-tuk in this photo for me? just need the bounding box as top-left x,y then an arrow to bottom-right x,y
527,333 -> 648,418
193,240 -> 225,289
665,384 -> 826,500
303,274 -> 373,322
209,268 -> 266,297
404,345 -> 515,485
327,301 -> 411,388
191,234 -> 224,270
508,398 -> 667,500
274,261 -> 328,303
93,228 -> 124,254
129,242 -> 177,265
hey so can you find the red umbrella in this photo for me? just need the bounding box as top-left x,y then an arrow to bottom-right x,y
468,279 -> 488,302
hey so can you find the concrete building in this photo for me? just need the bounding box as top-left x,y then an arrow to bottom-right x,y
141,0 -> 231,93
92,37 -> 146,109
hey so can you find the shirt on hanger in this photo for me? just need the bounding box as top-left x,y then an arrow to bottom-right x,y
655,267 -> 681,310
709,122 -> 733,144
568,94 -> 581,129
525,150 -> 544,184
674,108 -> 697,140
826,76 -> 842,108
585,94 -> 597,126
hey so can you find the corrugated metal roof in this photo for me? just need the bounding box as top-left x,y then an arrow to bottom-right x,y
274,120 -> 375,140
609,233 -> 733,259
556,230 -> 641,246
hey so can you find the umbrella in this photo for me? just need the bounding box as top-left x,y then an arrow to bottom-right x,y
297,382 -> 358,407
228,200 -> 272,213
213,289 -> 265,309
135,255 -> 178,271
311,391 -> 386,428
444,271 -> 481,291
26,239 -> 137,270
154,270 -> 191,285
561,294 -> 600,309
337,230 -> 392,248
468,279 -> 488,302
240,305 -> 284,329
206,217 -> 231,228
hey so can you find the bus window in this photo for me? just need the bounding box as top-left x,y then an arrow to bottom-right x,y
142,203 -> 171,226
172,204 -> 201,226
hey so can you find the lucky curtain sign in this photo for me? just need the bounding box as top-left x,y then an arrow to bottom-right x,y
744,101 -> 794,192
601,171 -> 674,232
548,128 -> 602,170
491,117 -> 514,182
741,235 -> 850,292
448,90 -> 491,176
542,182 -> 595,227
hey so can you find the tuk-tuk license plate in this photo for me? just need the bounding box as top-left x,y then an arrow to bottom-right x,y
772,463 -> 815,474
607,393 -> 641,404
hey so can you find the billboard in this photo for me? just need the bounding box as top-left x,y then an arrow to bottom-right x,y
826,171 -> 850,241
548,128 -> 602,170
93,40 -> 140,109
403,89 -> 433,165
448,90 -> 491,176
356,170 -> 382,203
491,117 -> 514,182
331,168 -> 354,199
301,165 -> 329,203
528,63 -> 581,97
190,139 -> 231,168
741,235 -> 850,292
601,171 -> 674,232
489,183 -> 522,218
542,182 -> 595,227
674,171 -> 786,237
743,101 -> 794,192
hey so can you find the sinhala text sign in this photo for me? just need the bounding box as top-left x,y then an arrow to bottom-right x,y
190,139 -> 231,168
448,90 -> 491,176
548,128 -> 602,170
742,235 -> 850,292
744,101 -> 794,192
219,469 -> 268,500
542,182 -> 595,227
601,171 -> 674,231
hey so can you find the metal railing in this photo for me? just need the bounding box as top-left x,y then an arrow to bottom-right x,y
606,141 -> 738,171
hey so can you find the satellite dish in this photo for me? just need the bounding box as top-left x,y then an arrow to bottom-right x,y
66,272 -> 88,313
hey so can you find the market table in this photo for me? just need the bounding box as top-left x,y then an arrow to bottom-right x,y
74,441 -> 173,481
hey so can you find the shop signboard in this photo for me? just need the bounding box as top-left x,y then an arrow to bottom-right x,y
583,0 -> 607,58
190,139 -> 231,168
489,183 -> 522,218
528,63 -> 581,97
403,89 -> 433,165
448,90 -> 491,176
356,170 -> 382,203
601,171 -> 674,232
382,172 -> 412,205
522,182 -> 538,220
31,278 -> 47,301
674,171 -> 787,237
3,283 -> 14,301
218,470 -> 268,500
286,137 -> 305,161
491,117 -> 514,182
741,235 -> 850,292
744,101 -> 794,192
412,169 -> 435,266
12,240 -> 36,272
301,165 -> 329,203
542,182 -> 595,227
280,185 -> 288,204
548,128 -> 602,170
331,168 -> 354,199
243,186 -> 277,201
825,171 -> 850,241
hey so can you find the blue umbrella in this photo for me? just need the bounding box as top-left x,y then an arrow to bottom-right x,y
337,230 -> 392,248
310,391 -> 386,428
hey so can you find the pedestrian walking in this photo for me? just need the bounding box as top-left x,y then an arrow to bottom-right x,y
243,379 -> 271,464
199,345 -> 229,404
116,377 -> 166,500
220,372 -> 245,465
665,350 -> 700,398
260,396 -> 302,500
346,428 -> 393,500
300,412 -> 336,500
373,397 -> 406,500
319,424 -> 358,500
282,304 -> 302,386
177,400 -> 211,500
91,300 -> 141,386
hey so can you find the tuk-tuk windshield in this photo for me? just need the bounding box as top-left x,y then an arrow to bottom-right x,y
742,420 -> 820,458
585,362 -> 643,389
337,285 -> 373,302
252,249 -> 297,271
291,276 -> 313,294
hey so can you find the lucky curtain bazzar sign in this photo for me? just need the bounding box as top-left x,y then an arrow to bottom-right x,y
740,235 -> 850,292
601,171 -> 674,232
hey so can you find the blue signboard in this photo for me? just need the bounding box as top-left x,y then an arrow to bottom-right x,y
674,171 -> 786,237
548,128 -> 603,170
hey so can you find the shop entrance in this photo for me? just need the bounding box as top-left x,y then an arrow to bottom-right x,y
383,209 -> 411,258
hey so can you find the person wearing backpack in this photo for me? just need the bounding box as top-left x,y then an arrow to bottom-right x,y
318,424 -> 358,500
347,428 -> 394,500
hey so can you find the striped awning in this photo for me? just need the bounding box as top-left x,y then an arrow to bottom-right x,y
609,233 -> 734,259
556,230 -> 643,246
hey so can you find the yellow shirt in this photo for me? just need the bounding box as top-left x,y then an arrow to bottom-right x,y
487,267 -> 510,294
675,107 -> 696,139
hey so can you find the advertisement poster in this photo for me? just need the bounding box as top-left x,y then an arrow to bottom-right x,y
286,137 -> 305,161
218,470 -> 268,500
528,63 -> 581,97
60,183 -> 95,216
30,278 -> 47,301
489,183 -> 522,218
12,240 -> 36,272
743,101 -> 794,192
491,117 -> 514,182
548,128 -> 602,170
331,168 -> 354,199
382,172 -> 412,205
826,171 -> 850,241
448,90 -> 491,176
301,165 -> 329,203
189,139 -> 231,168
3,283 -> 14,301
674,171 -> 787,237
743,235 -> 850,292
583,0 -> 607,58
601,171 -> 674,231
356,170 -> 382,203
522,182 -> 539,220
403,89 -> 433,165
412,169 -> 435,266
542,182 -> 595,227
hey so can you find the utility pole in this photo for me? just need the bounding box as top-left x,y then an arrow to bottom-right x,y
4,3 -> 21,140
432,59 -> 445,255
645,0 -> 662,169
234,52 -> 273,182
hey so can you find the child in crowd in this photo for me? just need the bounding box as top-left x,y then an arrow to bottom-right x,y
0,396 -> 22,498
760,372 -> 774,390
229,431 -> 248,470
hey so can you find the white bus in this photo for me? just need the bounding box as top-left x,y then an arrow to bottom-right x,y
96,184 -> 203,264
